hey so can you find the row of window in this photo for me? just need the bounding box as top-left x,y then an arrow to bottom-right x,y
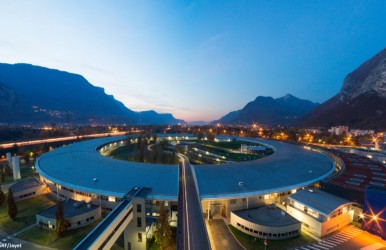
236,223 -> 299,238
230,192 -> 294,205
18,191 -> 36,199
62,186 -> 93,197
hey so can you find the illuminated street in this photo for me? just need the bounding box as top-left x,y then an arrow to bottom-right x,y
295,225 -> 386,250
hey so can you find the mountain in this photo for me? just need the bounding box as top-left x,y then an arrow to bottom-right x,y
213,94 -> 319,126
139,110 -> 185,125
186,121 -> 209,126
0,63 -> 183,125
300,48 -> 386,130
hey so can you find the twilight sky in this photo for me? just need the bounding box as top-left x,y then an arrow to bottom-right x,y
1,1 -> 386,122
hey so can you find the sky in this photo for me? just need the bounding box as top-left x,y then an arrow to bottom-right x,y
1,1 -> 386,122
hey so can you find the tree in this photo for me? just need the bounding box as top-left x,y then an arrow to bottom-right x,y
55,198 -> 68,236
154,202 -> 172,248
0,190 -> 5,206
7,189 -> 18,220
23,152 -> 30,164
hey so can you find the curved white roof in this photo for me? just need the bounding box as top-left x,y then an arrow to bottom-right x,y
36,135 -> 334,201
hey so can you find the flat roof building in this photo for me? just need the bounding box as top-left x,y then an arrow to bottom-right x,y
287,188 -> 355,237
231,205 -> 301,239
37,199 -> 101,230
10,178 -> 44,201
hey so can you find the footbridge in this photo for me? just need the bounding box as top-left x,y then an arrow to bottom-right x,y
74,187 -> 151,250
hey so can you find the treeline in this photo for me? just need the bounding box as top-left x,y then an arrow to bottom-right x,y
127,133 -> 178,164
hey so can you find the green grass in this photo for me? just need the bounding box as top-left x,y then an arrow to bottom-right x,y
109,145 -> 136,161
195,144 -> 265,162
229,225 -> 316,250
18,219 -> 102,250
148,227 -> 177,250
0,194 -> 56,234
203,140 -> 262,150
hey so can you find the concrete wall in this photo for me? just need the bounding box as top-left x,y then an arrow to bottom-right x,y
230,211 -> 300,239
13,185 -> 44,201
124,197 -> 147,250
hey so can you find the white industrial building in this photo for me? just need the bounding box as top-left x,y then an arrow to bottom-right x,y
287,188 -> 355,237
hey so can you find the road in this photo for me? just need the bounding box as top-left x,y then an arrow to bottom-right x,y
207,220 -> 243,250
0,132 -> 127,149
177,154 -> 211,250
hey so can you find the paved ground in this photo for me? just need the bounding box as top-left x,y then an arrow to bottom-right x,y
207,219 -> 244,250
294,225 -> 386,250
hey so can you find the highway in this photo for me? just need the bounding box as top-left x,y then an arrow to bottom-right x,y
0,132 -> 127,149
177,154 -> 211,250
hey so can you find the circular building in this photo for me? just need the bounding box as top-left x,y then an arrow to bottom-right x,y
35,135 -> 334,216
230,205 -> 301,239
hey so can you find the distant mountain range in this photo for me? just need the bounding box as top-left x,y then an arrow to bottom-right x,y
212,94 -> 319,126
0,63 -> 184,125
299,48 -> 386,130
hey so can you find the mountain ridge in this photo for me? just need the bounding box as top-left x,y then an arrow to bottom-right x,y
212,94 -> 319,126
0,63 -> 184,125
300,48 -> 386,130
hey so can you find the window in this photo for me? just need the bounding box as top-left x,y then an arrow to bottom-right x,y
138,233 -> 142,242
137,204 -> 142,213
137,217 -> 142,228
237,223 -> 241,227
230,199 -> 236,204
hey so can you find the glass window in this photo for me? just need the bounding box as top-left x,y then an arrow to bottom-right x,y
137,217 -> 142,227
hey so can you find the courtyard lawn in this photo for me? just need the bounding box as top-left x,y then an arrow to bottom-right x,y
148,227 -> 177,250
18,219 -> 102,250
229,225 -> 316,250
195,144 -> 265,162
204,140 -> 262,150
0,193 -> 56,234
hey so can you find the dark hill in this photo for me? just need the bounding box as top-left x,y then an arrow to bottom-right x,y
0,63 -> 183,125
213,94 -> 318,126
300,48 -> 386,130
